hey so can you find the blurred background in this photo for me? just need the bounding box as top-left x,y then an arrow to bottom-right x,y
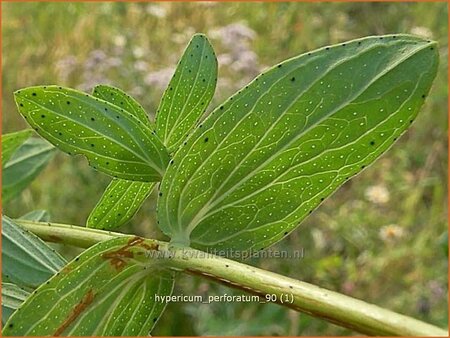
2,2 -> 448,335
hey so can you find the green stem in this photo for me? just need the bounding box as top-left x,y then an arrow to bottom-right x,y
16,220 -> 448,337
17,220 -> 123,247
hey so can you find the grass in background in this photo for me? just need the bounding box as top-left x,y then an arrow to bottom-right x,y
2,2 -> 448,335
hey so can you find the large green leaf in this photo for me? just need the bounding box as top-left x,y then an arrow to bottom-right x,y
158,35 -> 438,251
2,138 -> 56,203
87,179 -> 155,230
2,283 -> 30,325
3,236 -> 174,336
1,129 -> 33,166
156,33 -> 218,151
2,216 -> 66,289
14,86 -> 169,182
92,84 -> 153,129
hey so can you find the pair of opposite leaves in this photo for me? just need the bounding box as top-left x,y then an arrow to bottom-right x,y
14,34 -> 438,253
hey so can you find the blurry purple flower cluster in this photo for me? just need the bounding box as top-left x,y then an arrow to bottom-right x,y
207,23 -> 261,95
210,23 -> 258,73
144,68 -> 175,90
56,49 -> 121,91
55,22 -> 261,104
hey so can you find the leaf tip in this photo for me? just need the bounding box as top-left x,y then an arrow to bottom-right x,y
192,32 -> 207,39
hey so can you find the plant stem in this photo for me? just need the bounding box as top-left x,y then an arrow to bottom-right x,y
16,220 -> 448,337
17,220 -> 123,247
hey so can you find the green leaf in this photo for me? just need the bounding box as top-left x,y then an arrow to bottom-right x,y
158,34 -> 438,251
2,138 -> 56,203
156,33 -> 218,151
14,86 -> 169,182
2,216 -> 67,289
87,85 -> 156,230
2,129 -> 33,166
92,84 -> 153,129
3,236 -> 174,336
19,210 -> 51,222
87,179 -> 155,230
2,283 -> 30,325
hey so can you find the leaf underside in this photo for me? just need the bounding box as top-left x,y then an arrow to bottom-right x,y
14,86 -> 169,182
2,216 -> 66,289
2,283 -> 30,325
156,33 -> 218,152
19,210 -> 51,222
87,85 -> 156,230
2,137 -> 56,203
92,85 -> 154,129
157,34 -> 438,251
3,237 -> 174,336
2,129 -> 33,166
87,179 -> 155,230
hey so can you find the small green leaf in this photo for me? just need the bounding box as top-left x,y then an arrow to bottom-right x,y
2,138 -> 55,203
14,86 -> 169,182
158,35 -> 438,250
87,179 -> 155,230
2,216 -> 67,289
2,283 -> 30,325
156,33 -> 218,151
3,236 -> 174,336
2,129 -> 33,166
92,85 -> 153,129
19,210 -> 50,222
